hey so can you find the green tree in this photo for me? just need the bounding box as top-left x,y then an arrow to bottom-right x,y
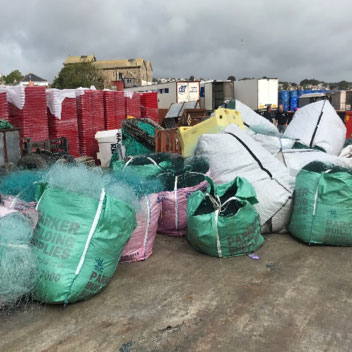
299,79 -> 321,87
337,80 -> 350,90
189,75 -> 195,81
52,62 -> 104,89
4,70 -> 23,84
227,75 -> 236,81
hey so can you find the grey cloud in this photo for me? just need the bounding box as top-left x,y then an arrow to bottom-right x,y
0,0 -> 351,83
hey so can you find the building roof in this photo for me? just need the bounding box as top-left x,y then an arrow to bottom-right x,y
299,93 -> 327,98
64,55 -> 96,65
93,58 -> 149,70
21,73 -> 48,82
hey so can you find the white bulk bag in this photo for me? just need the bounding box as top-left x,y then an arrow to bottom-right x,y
278,149 -> 352,178
195,124 -> 294,233
251,134 -> 295,156
235,100 -> 280,136
283,100 -> 346,155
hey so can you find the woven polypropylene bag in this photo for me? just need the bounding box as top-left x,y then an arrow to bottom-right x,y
187,177 -> 264,257
288,162 -> 352,246
120,193 -> 161,263
33,184 -> 136,304
158,178 -> 208,237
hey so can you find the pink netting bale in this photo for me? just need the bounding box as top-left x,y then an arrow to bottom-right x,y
120,193 -> 161,263
0,195 -> 38,228
158,179 -> 208,237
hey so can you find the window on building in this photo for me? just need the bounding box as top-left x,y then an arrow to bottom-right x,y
165,88 -> 169,93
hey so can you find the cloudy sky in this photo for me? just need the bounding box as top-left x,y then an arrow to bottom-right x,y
0,0 -> 351,83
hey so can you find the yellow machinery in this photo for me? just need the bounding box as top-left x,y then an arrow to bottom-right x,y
177,108 -> 245,157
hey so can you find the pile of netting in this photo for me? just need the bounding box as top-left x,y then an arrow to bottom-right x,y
41,163 -> 138,206
0,213 -> 37,311
122,118 -> 163,156
0,119 -> 13,129
0,170 -> 46,202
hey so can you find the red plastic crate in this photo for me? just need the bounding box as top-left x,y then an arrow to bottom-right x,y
0,90 -> 8,120
76,89 -> 95,157
115,91 -> 126,129
140,92 -> 158,123
7,86 -> 49,141
103,91 -> 117,130
125,92 -> 141,118
46,89 -> 80,157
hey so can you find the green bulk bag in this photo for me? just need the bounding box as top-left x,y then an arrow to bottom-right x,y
187,177 -> 264,258
288,162 -> 352,245
32,184 -> 136,304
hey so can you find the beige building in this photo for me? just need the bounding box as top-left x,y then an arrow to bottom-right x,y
63,56 -> 153,87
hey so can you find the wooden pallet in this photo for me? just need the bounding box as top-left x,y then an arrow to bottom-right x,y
155,129 -> 182,154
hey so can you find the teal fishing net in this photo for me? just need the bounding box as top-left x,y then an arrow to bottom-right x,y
112,153 -> 209,193
0,170 -> 46,202
42,164 -> 139,209
344,138 -> 352,147
0,213 -> 37,309
122,128 -> 154,156
158,156 -> 209,191
292,142 -> 326,153
303,161 -> 352,175
122,118 -> 162,157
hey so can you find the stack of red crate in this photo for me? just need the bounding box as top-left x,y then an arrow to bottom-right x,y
7,86 -> 49,141
0,88 -> 8,120
115,91 -> 126,128
92,90 -> 105,132
141,92 -> 158,123
125,91 -> 141,118
91,90 -> 104,157
46,89 -> 80,157
103,90 -> 117,130
76,89 -> 95,157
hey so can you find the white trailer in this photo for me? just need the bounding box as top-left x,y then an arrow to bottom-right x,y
234,78 -> 278,111
125,81 -> 200,109
200,81 -> 235,111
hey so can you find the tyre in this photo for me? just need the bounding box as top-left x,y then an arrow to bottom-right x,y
17,154 -> 48,170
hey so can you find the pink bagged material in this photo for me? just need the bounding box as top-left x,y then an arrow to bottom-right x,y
158,179 -> 208,237
0,195 -> 38,228
120,193 -> 161,263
